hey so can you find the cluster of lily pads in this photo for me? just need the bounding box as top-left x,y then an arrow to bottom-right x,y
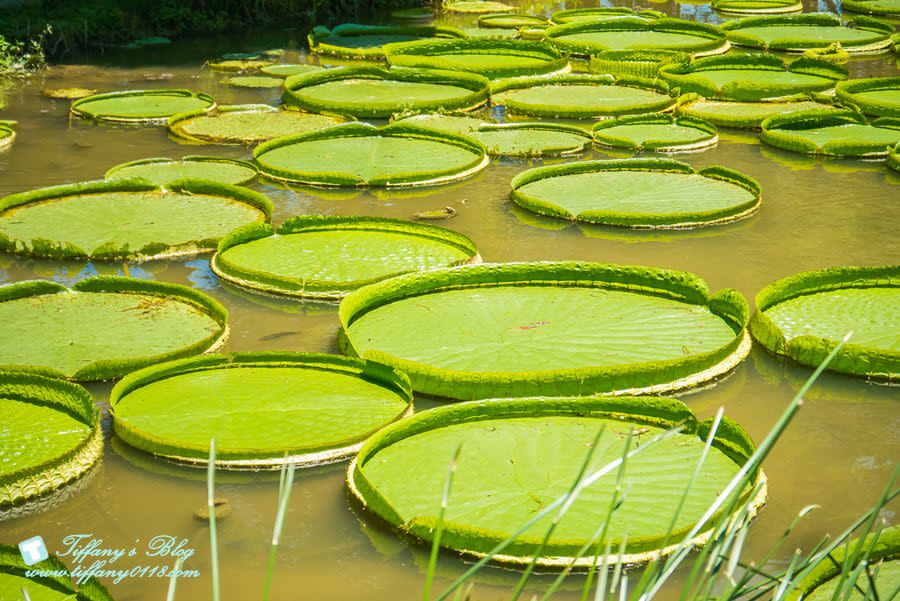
0,0 -> 898,592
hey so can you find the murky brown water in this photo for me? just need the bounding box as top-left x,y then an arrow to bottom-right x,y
1,1 -> 898,600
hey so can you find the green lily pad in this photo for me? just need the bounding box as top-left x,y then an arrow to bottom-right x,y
0,371 -> 101,506
110,352 -> 412,467
835,77 -> 900,118
750,265 -> 899,379
478,13 -> 548,29
71,89 -> 216,124
511,158 -> 758,227
260,63 -> 323,78
224,75 -> 283,88
0,179 -> 271,260
207,55 -> 277,72
309,24 -> 466,59
391,113 -> 486,135
712,0 -> 802,15
212,215 -> 480,298
720,13 -> 894,53
842,0 -> 900,16
0,277 -> 228,381
760,108 -> 900,157
491,74 -> 676,118
593,114 -> 718,151
551,7 -> 664,24
790,526 -> 900,601
254,121 -> 488,187
469,122 -> 592,156
589,49 -> 690,78
0,121 -> 14,150
105,156 -> 257,186
384,38 -> 569,79
282,66 -> 490,119
659,54 -> 847,102
339,262 -> 751,399
0,544 -> 113,601
677,96 -> 835,129
443,0 -> 515,14
545,17 -> 729,57
349,396 -> 765,565
168,103 -> 348,145
42,87 -> 97,99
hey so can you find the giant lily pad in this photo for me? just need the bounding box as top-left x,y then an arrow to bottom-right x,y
0,121 -> 14,150
443,0 -> 515,13
282,66 -> 490,119
105,156 -> 257,186
254,122 -> 488,187
545,17 -> 729,57
224,75 -> 283,88
760,109 -> 900,157
593,114 -> 718,152
590,49 -> 689,78
511,158 -> 758,227
212,215 -> 480,298
0,371 -> 101,507
835,77 -> 900,118
478,13 -> 549,29
71,89 -> 216,124
469,122 -> 592,156
842,0 -> 900,16
339,262 -> 752,399
0,544 -> 113,600
677,95 -> 835,129
349,396 -> 766,565
0,277 -> 228,381
384,38 -> 569,79
391,113 -> 487,135
750,265 -> 899,379
659,54 -> 847,102
207,54 -> 277,72
712,0 -> 802,15
491,74 -> 676,118
260,63 -> 323,78
110,352 -> 412,468
168,103 -> 348,145
0,179 -> 271,260
550,7 -> 664,24
309,24 -> 466,59
720,13 -> 894,53
787,526 -> 900,601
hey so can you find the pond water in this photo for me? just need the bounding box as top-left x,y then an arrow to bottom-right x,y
0,1 -> 898,600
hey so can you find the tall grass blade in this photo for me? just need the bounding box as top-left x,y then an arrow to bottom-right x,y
165,557 -> 186,601
424,444 -> 463,601
208,439 -> 220,601
263,462 -> 296,601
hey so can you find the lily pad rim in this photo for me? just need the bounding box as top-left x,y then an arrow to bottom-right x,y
592,113 -> 719,151
104,155 -> 259,185
834,76 -> 900,118
0,177 -> 273,261
252,120 -> 489,188
70,88 -> 216,124
510,157 -> 760,228
749,264 -> 900,379
759,107 -> 900,157
211,214 -> 481,299
719,12 -> 895,52
338,260 -> 754,400
0,370 -> 103,506
308,23 -> 468,59
347,394 -> 768,566
0,276 -> 229,382
109,350 -> 413,468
